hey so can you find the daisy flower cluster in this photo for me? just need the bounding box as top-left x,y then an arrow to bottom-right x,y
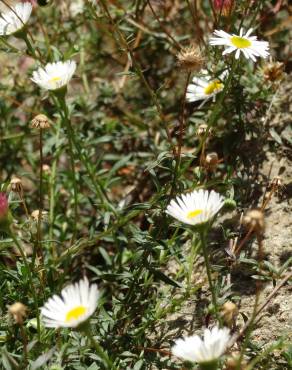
186,27 -> 269,103
0,0 -> 278,368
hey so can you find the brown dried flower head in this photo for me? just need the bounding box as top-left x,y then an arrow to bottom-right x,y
31,114 -> 51,129
8,302 -> 27,324
243,209 -> 265,234
271,176 -> 283,188
221,301 -> 238,327
31,209 -> 48,222
42,164 -> 51,175
196,123 -> 208,137
205,152 -> 219,171
177,45 -> 205,72
225,352 -> 248,370
10,176 -> 23,193
263,61 -> 285,82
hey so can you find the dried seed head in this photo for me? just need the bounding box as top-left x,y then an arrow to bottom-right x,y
263,61 -> 285,82
225,352 -> 248,370
177,45 -> 205,72
205,152 -> 219,171
8,302 -> 27,324
42,164 -> 51,175
10,177 -> 23,193
271,176 -> 283,188
221,301 -> 238,327
31,114 -> 51,129
31,209 -> 48,222
196,123 -> 208,137
243,209 -> 265,234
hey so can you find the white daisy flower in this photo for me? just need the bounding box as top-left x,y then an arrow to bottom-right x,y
172,326 -> 230,364
41,277 -> 99,328
166,189 -> 224,226
186,70 -> 227,103
209,28 -> 269,61
69,0 -> 85,16
0,2 -> 32,36
31,60 -> 77,91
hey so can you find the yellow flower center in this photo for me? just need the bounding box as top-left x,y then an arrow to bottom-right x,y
65,306 -> 87,322
49,76 -> 61,84
230,36 -> 252,49
187,209 -> 202,219
204,80 -> 223,95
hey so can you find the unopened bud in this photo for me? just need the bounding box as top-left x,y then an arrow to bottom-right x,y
177,45 -> 205,72
10,177 -> 23,193
221,301 -> 238,327
31,114 -> 51,129
243,209 -> 265,234
8,302 -> 27,324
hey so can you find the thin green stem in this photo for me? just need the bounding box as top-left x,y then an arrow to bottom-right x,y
199,228 -> 221,323
58,95 -> 78,242
9,228 -> 41,341
49,120 -> 61,259
83,326 -> 115,369
52,95 -> 116,217
36,129 -> 44,264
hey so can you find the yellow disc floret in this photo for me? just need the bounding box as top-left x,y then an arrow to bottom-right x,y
187,209 -> 202,219
65,306 -> 87,322
204,80 -> 223,95
230,36 -> 252,49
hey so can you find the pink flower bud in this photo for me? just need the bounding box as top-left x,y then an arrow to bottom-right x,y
0,193 -> 8,221
213,0 -> 233,15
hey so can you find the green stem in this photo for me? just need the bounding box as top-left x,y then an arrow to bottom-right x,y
83,326 -> 114,369
36,129 -> 44,264
9,228 -> 41,341
187,235 -> 199,290
53,95 -> 116,217
199,228 -> 221,323
49,120 -> 62,259
58,94 -> 78,242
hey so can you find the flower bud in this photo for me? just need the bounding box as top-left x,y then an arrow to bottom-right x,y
8,302 -> 27,325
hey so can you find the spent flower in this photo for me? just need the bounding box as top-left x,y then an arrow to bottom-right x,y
41,277 -> 99,328
166,189 -> 224,226
209,28 -> 269,61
